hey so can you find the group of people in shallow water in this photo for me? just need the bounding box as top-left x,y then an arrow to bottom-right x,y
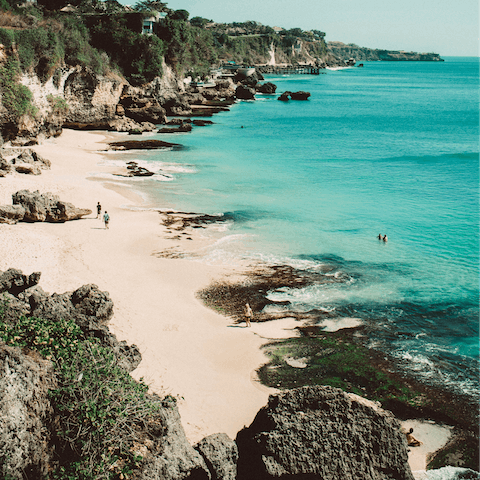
96,201 -> 109,229
378,233 -> 388,242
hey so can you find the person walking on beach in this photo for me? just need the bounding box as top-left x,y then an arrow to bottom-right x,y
96,202 -> 102,219
103,211 -> 110,229
244,303 -> 253,327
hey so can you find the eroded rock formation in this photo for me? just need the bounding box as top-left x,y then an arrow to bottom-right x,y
0,344 -> 56,479
235,385 -> 414,480
0,190 -> 91,223
0,148 -> 51,177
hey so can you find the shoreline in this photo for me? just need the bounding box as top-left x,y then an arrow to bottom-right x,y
0,129 -> 477,473
0,129 -> 275,444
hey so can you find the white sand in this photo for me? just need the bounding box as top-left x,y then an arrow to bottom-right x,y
0,130 -> 273,443
401,420 -> 454,473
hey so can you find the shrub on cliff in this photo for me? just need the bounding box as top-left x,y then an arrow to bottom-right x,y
157,12 -> 217,76
0,299 -> 164,478
0,46 -> 37,119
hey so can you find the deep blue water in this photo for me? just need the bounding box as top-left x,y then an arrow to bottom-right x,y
108,57 -> 479,396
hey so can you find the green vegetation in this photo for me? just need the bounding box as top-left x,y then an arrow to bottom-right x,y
0,298 -> 165,479
47,94 -> 68,113
257,334 -> 419,405
85,13 -> 165,84
0,50 -> 37,118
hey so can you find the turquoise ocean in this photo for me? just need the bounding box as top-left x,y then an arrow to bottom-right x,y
107,57 -> 479,398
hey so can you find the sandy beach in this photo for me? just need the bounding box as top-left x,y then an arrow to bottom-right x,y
0,129 -> 274,444
0,130 -> 456,469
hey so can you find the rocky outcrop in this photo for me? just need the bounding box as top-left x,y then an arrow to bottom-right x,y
235,385 -> 414,480
0,190 -> 91,223
327,41 -> 444,62
0,343 -> 56,480
117,94 -> 168,124
141,395 -> 211,480
195,433 -> 238,480
290,90 -> 311,100
0,148 -> 51,176
235,85 -> 256,100
277,91 -> 311,101
0,268 -> 209,479
256,82 -> 277,94
158,124 -> 193,133
121,161 -> 155,177
107,139 -> 182,151
0,268 -> 139,373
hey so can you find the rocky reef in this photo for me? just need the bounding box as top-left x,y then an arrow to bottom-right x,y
0,268 -> 417,479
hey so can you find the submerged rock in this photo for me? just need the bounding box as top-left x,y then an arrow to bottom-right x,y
236,385 -> 414,480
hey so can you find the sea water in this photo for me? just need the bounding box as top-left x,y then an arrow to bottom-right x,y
113,57 -> 479,398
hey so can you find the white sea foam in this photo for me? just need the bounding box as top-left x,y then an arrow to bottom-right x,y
413,466 -> 480,480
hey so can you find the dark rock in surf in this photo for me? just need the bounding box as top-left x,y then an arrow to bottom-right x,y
257,82 -> 277,94
290,90 -> 311,100
192,120 -> 214,126
108,139 -> 181,150
157,124 -> 192,133
235,85 -> 256,100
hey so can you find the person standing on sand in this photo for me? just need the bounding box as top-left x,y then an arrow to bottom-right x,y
244,303 -> 253,327
103,211 -> 110,229
96,202 -> 102,219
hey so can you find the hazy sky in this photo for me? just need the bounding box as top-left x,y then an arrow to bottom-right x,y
143,0 -> 479,56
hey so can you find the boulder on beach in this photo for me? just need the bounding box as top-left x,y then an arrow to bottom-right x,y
0,149 -> 51,176
8,190 -> 91,222
236,385 -> 414,480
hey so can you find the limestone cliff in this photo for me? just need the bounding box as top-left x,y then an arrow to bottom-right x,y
327,41 -> 444,62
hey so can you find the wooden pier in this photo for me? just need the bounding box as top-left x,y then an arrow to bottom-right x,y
256,65 -> 325,75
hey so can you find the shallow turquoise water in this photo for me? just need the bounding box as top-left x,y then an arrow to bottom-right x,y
120,57 -> 479,396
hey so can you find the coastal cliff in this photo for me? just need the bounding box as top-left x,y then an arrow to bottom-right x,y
327,41 -> 444,62
0,268 -> 416,479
